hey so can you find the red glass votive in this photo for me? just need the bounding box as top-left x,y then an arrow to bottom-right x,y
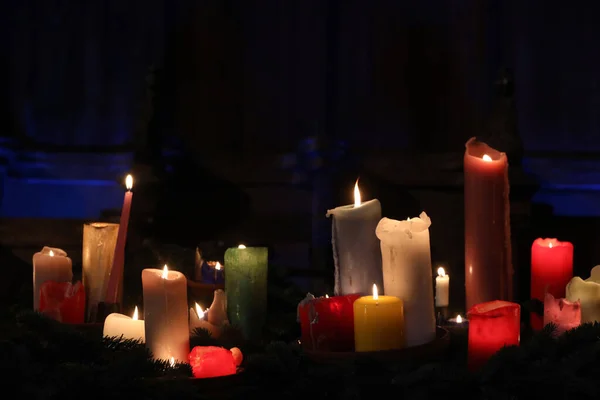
298,294 -> 361,352
543,292 -> 581,336
39,281 -> 85,324
530,238 -> 573,330
189,346 -> 237,379
467,300 -> 520,371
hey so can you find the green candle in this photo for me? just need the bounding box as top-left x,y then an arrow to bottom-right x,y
224,245 -> 268,340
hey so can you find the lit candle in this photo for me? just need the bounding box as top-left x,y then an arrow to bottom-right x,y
142,265 -> 189,362
33,247 -> 73,311
326,180 -> 383,295
467,300 -> 520,370
353,284 -> 404,352
207,289 -> 229,326
435,266 -> 450,307
224,245 -> 268,341
464,138 -> 512,309
39,280 -> 85,324
189,303 -> 221,338
566,265 -> 600,323
543,292 -> 580,336
103,306 -> 145,342
376,212 -> 436,347
105,175 -> 134,305
530,238 -> 574,329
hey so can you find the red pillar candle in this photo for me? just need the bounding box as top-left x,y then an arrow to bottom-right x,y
464,138 -> 512,309
530,238 -> 574,329
298,293 -> 361,352
543,293 -> 580,336
39,281 -> 85,324
467,300 -> 520,371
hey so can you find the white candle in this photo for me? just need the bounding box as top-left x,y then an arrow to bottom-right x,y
103,306 -> 145,342
566,265 -> 600,323
326,180 -> 383,295
207,289 -> 229,326
190,303 -> 221,337
33,247 -> 73,311
376,212 -> 436,347
435,266 -> 450,307
142,265 -> 189,362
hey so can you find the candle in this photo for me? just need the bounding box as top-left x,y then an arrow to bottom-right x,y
224,245 -> 268,341
566,265 -> 600,323
467,300 -> 520,371
105,174 -> 134,305
189,346 -> 238,379
353,284 -> 404,352
543,293 -> 580,336
207,289 -> 229,326
464,138 -> 512,309
189,303 -> 221,338
435,266 -> 450,307
142,265 -> 190,362
39,281 -> 85,324
33,247 -> 73,311
376,212 -> 436,347
326,180 -> 383,295
103,306 -> 145,342
444,314 -> 469,335
297,293 -> 361,352
530,238 -> 574,329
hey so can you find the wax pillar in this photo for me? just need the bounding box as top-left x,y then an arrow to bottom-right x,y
566,265 -> 600,323
297,293 -> 360,352
208,289 -> 229,326
543,293 -> 580,336
353,285 -> 404,352
142,266 -> 189,362
326,181 -> 383,295
224,246 -> 268,341
376,212 -> 436,347
39,281 -> 85,324
103,306 -> 145,342
435,267 -> 450,307
530,238 -> 574,329
33,247 -> 73,311
467,300 -> 520,371
464,137 -> 512,309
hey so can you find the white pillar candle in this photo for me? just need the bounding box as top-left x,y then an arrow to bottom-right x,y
103,306 -> 145,342
376,212 -> 436,347
566,265 -> 600,323
142,265 -> 189,362
435,266 -> 450,307
190,303 -> 221,337
33,247 -> 73,311
326,180 -> 383,295
207,289 -> 229,326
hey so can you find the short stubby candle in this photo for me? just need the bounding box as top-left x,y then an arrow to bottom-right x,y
33,247 -> 73,311
353,284 -> 404,352
435,266 -> 449,307
530,238 -> 573,330
543,293 -> 581,336
566,265 -> 600,323
39,280 -> 85,324
297,293 -> 361,352
467,300 -> 520,371
103,306 -> 145,342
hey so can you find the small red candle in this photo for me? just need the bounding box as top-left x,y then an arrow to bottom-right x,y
298,293 -> 360,352
543,292 -> 580,336
188,346 -> 237,379
39,281 -> 85,324
530,238 -> 573,330
467,300 -> 520,371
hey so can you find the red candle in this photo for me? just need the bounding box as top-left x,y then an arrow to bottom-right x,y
543,292 -> 580,336
188,346 -> 238,378
105,174 -> 133,304
464,138 -> 512,309
530,238 -> 574,330
298,293 -> 360,352
39,281 -> 85,324
467,300 -> 520,371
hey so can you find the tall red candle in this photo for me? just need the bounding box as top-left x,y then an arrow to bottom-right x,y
105,174 -> 133,304
467,300 -> 520,371
530,238 -> 573,330
298,293 -> 360,352
464,138 -> 512,309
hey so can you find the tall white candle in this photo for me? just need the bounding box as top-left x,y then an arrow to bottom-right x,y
142,265 -> 189,362
566,265 -> 600,323
33,247 -> 73,311
376,212 -> 436,347
435,267 -> 450,307
326,180 -> 383,295
103,306 -> 145,342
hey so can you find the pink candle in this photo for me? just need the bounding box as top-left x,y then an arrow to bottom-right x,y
464,138 -> 512,309
105,174 -> 133,304
530,238 -> 574,330
543,292 -> 580,336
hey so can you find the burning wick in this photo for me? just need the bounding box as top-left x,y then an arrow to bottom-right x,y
161,265 -> 169,279
353,179 -> 361,208
482,154 -> 493,162
132,306 -> 139,320
549,242 -> 553,249
125,174 -> 133,190
372,284 -> 379,301
456,315 -> 463,323
437,267 -> 446,277
169,357 -> 175,368
238,244 -> 246,249
325,294 -> 329,298
49,250 -> 55,257
195,303 -> 205,319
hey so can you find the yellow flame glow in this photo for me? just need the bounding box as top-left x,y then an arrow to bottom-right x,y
161,265 -> 169,279
482,154 -> 492,162
132,306 -> 139,320
437,267 -> 446,277
125,174 -> 133,190
169,357 -> 175,367
215,262 -> 221,270
353,179 -> 361,208
456,315 -> 463,323
373,284 -> 379,300
549,242 -> 553,249
238,244 -> 246,249
49,250 -> 55,257
195,303 -> 204,319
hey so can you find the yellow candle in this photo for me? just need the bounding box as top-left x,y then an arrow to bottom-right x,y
353,284 -> 405,352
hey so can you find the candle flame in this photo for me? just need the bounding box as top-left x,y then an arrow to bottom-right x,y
195,303 -> 204,319
456,315 -> 463,323
238,244 -> 246,249
325,294 -> 329,298
169,357 -> 175,367
373,284 -> 379,300
132,306 -> 139,320
49,250 -> 54,257
549,242 -> 553,249
437,267 -> 446,277
161,265 -> 169,279
482,154 -> 493,162
125,174 -> 133,190
353,179 -> 361,208
215,262 -> 221,270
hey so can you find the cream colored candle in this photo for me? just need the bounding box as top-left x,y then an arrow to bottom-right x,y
566,265 -> 600,323
142,265 -> 189,362
190,303 -> 221,337
33,247 -> 73,311
208,289 -> 229,326
376,212 -> 436,347
435,267 -> 450,307
103,306 -> 145,342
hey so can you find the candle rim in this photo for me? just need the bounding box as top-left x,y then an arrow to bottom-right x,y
465,137 -> 506,162
544,292 -> 580,308
532,237 -> 573,249
325,198 -> 380,217
467,300 -> 519,318
143,267 -> 184,280
85,222 -> 119,229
